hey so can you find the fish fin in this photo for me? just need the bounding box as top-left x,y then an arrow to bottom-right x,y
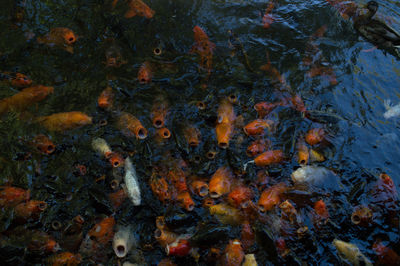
384,99 -> 392,110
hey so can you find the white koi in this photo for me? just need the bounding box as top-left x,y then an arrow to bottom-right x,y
123,157 -> 141,206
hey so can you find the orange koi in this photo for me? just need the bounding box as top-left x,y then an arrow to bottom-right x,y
254,101 -> 278,118
262,1 -> 275,28
177,191 -> 195,211
314,199 -> 329,220
156,128 -> 171,142
276,237 -> 290,257
1,72 -> 32,87
253,150 -> 284,166
49,252 -> 81,266
258,183 -> 286,212
228,186 -> 254,208
279,200 -> 298,223
31,134 -> 56,154
105,151 -> 125,168
37,27 -> 77,53
247,139 -> 268,157
150,175 -> 172,203
116,112 -> 147,139
0,186 -> 30,207
125,0 -> 155,19
104,41 -> 127,68
372,240 -> 400,265
240,223 -> 255,252
290,94 -> 307,114
154,229 -> 178,248
371,173 -> 398,206
351,205 -> 372,226
138,61 -> 153,84
191,26 -> 216,76
189,178 -> 209,197
14,200 -> 47,220
297,138 -> 309,164
183,125 -> 201,147
260,52 -> 288,90
305,128 -> 325,145
28,231 -> 60,253
216,99 -> 236,149
36,111 -> 92,132
151,94 -> 168,128
167,167 -> 188,193
0,85 -> 53,116
243,119 -> 274,136
222,239 -> 244,266
209,166 -> 233,198
97,87 -> 114,109
87,216 -> 115,245
108,188 -> 127,210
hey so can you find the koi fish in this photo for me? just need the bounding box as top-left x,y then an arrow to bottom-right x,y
113,226 -> 135,258
166,238 -> 191,256
37,27 -> 77,53
125,0 -> 155,19
297,138 -> 309,164
104,41 -> 127,68
291,165 -> 342,190
209,166 -> 234,198
150,175 -> 171,203
36,111 -> 92,131
262,1 -> 275,28
108,188 -> 127,210
48,252 -> 81,266
28,231 -> 60,254
177,191 -> 195,211
0,186 -> 30,207
87,216 -> 115,245
154,228 -> 178,248
183,125 -> 201,147
116,112 -> 147,139
332,239 -> 372,266
254,101 -> 279,118
14,200 -> 47,220
243,254 -> 258,266
260,52 -> 289,91
351,205 -> 373,226
138,61 -> 153,84
243,119 -> 274,136
372,240 -> 400,265
227,186 -> 254,208
97,87 -> 114,109
92,138 -> 124,167
31,134 -> 56,154
383,99 -> 400,119
325,0 -> 358,20
257,183 -> 286,212
189,178 -> 209,197
252,150 -> 285,167
123,157 -> 141,206
0,85 -> 54,116
241,223 -> 255,252
247,139 -> 268,157
0,72 -> 32,87
191,26 -> 216,77
305,128 -> 325,145
209,203 -> 243,225
222,239 -> 244,266
151,94 -> 169,128
216,99 -> 236,148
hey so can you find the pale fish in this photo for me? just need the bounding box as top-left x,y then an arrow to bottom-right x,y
113,225 -> 136,258
123,157 -> 141,206
383,99 -> 400,119
333,239 -> 373,266
291,165 -> 343,190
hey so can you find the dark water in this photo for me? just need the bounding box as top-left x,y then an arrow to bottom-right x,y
0,0 -> 399,265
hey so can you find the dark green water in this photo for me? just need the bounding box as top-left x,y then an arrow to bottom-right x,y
0,0 -> 399,265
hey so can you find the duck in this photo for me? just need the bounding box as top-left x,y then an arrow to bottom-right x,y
353,1 -> 400,51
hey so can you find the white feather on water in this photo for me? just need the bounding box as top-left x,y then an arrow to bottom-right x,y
383,99 -> 400,119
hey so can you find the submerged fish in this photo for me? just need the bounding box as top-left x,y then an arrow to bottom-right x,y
333,239 -> 373,266
123,157 -> 141,206
383,99 -> 400,119
36,111 -> 92,131
291,165 -> 343,190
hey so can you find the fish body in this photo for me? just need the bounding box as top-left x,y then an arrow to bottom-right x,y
291,165 -> 342,190
253,150 -> 284,166
151,94 -> 168,128
125,0 -> 155,19
37,111 -> 92,131
191,26 -> 216,76
258,183 -> 286,212
228,186 -> 253,208
48,252 -> 81,266
243,254 -> 258,266
0,85 -> 53,115
37,27 -> 76,53
0,186 -> 30,207
209,203 -> 243,225
98,87 -> 114,109
243,119 -> 274,136
123,157 -> 141,206
209,166 -> 233,198
222,239 -> 244,266
31,135 -> 56,154
262,1 -> 274,28
116,112 -> 147,139
113,226 -> 135,258
384,99 -> 400,119
138,61 -> 153,83
183,125 -> 200,147
14,200 -> 47,220
216,99 -> 236,148
333,239 -> 373,266
1,72 -> 32,87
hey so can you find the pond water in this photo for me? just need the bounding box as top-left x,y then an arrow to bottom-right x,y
0,0 -> 399,265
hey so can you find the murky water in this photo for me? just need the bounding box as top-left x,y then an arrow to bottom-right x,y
0,0 -> 399,265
